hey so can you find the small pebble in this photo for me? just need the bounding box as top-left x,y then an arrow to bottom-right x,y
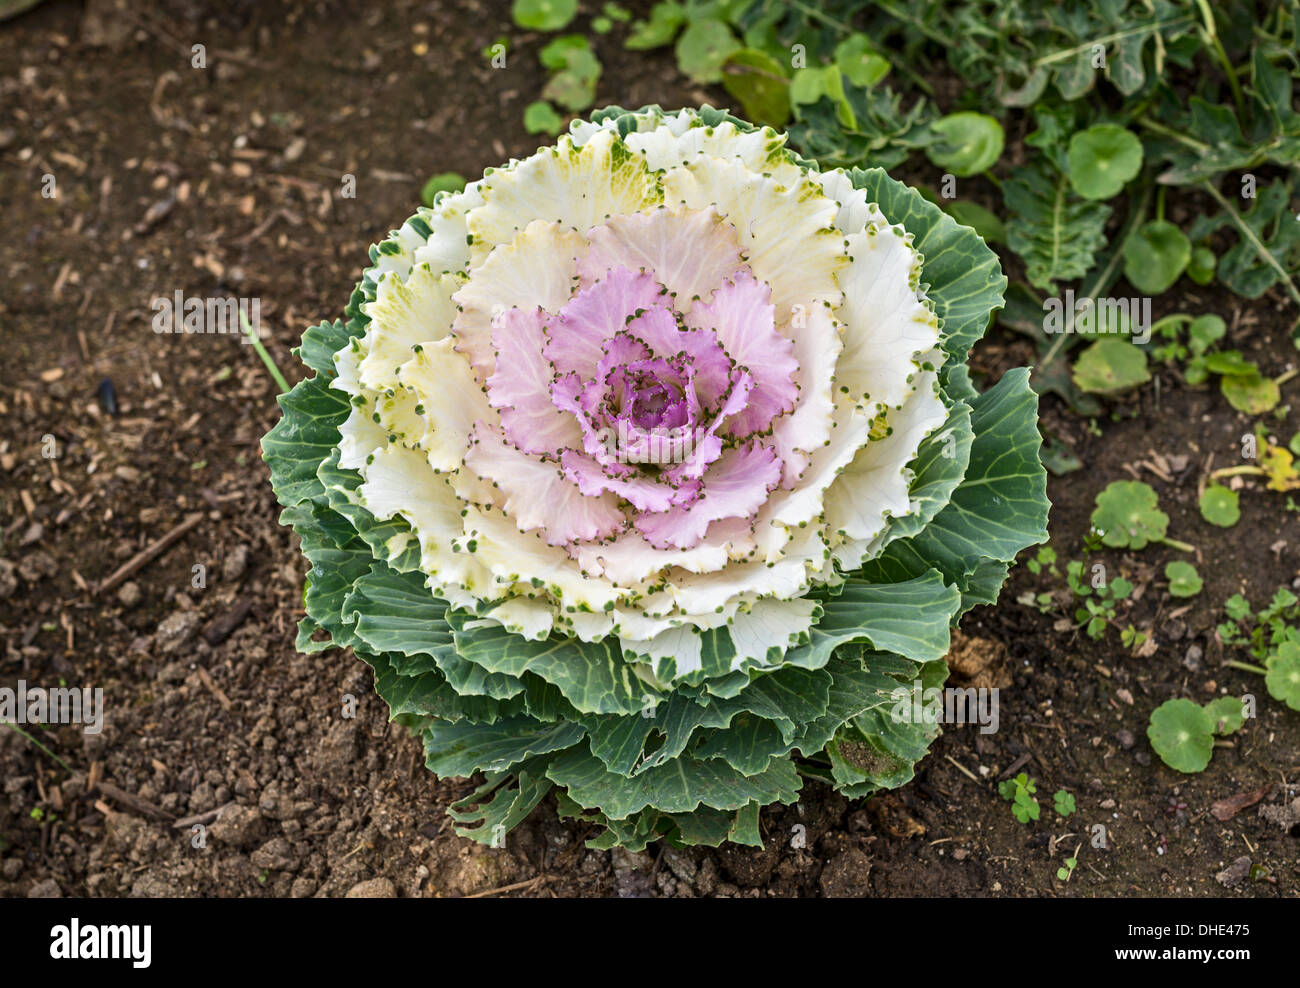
117,581 -> 142,609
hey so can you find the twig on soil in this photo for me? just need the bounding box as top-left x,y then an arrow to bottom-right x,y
998,753 -> 1033,780
172,802 -> 237,830
195,667 -> 234,711
93,781 -> 175,822
95,512 -> 203,594
944,755 -> 981,784
464,874 -> 548,898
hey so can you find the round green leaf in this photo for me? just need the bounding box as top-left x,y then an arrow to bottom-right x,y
511,0 -> 577,31
1072,338 -> 1150,396
675,19 -> 740,83
1164,560 -> 1202,598
1187,245 -> 1217,286
419,172 -> 466,207
833,34 -> 890,88
1220,370 -> 1280,415
1203,696 -> 1245,734
1123,219 -> 1191,294
523,100 -> 564,135
1265,642 -> 1300,711
927,112 -> 1005,177
721,49 -> 790,127
1147,698 -> 1214,773
1067,124 -> 1143,200
1199,484 -> 1240,527
1091,480 -> 1167,549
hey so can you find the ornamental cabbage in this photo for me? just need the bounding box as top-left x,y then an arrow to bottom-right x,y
263,105 -> 1049,850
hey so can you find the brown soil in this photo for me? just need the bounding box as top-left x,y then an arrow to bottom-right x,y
1,0 -> 1297,899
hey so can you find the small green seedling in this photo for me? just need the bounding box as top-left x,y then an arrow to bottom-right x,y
998,772 -> 1040,824
1053,789 -> 1076,818
1056,845 -> 1081,882
1069,561 -> 1132,640
1025,545 -> 1058,576
1217,586 -> 1300,709
1120,624 -> 1149,651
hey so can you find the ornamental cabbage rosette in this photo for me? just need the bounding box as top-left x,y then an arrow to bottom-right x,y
263,106 -> 1048,850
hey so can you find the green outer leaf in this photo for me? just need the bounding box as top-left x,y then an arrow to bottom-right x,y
262,376 -> 351,507
794,652 -> 923,755
284,501 -> 373,646
829,657 -> 947,793
364,650 -> 519,725
797,571 -> 961,667
546,744 -> 801,820
848,166 -> 1007,368
295,319 -> 356,378
424,717 -> 586,777
877,401 -> 974,545
859,368 -> 1049,606
447,766 -> 554,845
581,692 -> 705,777
342,562 -> 454,660
579,661 -> 834,779
446,609 -> 659,716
